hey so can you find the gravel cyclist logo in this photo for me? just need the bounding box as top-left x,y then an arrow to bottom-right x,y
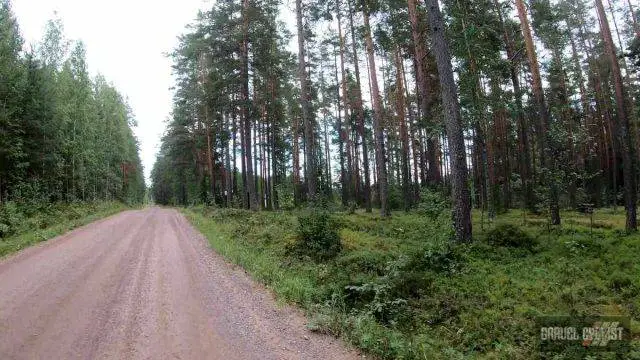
581,321 -> 625,347
537,316 -> 630,355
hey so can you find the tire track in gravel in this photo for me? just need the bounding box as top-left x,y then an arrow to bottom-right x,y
0,207 -> 361,360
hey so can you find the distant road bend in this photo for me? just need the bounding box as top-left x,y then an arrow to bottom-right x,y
0,207 -> 358,360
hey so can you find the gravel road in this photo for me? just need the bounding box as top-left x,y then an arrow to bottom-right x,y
0,207 -> 360,360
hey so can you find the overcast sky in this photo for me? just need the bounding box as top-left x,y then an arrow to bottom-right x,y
12,0 -> 213,183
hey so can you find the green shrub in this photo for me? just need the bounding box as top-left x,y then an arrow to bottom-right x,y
609,271 -> 633,291
485,223 -> 537,250
416,188 -> 449,219
0,202 -> 24,238
563,234 -> 602,255
336,250 -> 394,276
387,184 -> 403,210
410,244 -> 464,273
292,210 -> 342,261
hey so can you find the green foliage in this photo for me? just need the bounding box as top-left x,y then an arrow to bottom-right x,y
485,223 -> 538,249
0,201 -> 130,257
416,187 -> 449,219
0,8 -> 145,206
184,207 -> 640,359
0,201 -> 21,237
292,209 -> 342,261
275,183 -> 295,210
150,0 -> 295,207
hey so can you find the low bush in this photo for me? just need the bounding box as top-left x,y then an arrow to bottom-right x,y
416,188 -> 449,219
291,209 -> 342,261
485,223 -> 538,250
0,201 -> 24,238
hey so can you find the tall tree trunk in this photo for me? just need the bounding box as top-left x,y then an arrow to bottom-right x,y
251,116 -> 262,210
408,0 -> 441,186
395,48 -> 412,211
596,0 -> 637,231
206,121 -> 216,205
515,0 -> 560,225
296,0 -> 317,201
402,57 -> 421,201
336,7 -> 349,206
347,0 -> 372,212
424,0 -> 472,242
292,114 -> 301,206
363,4 -> 390,217
225,114 -> 233,207
241,0 -> 258,210
494,0 -> 533,211
232,102 -> 238,201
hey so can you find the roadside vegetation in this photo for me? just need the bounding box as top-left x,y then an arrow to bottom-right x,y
0,201 -> 132,257
184,197 -> 640,359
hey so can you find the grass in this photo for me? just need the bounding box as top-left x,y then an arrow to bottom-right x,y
184,206 -> 640,359
0,201 -> 132,257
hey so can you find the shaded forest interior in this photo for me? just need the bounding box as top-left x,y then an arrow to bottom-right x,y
150,0 -> 640,241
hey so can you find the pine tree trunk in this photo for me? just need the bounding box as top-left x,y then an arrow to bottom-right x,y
241,0 -> 258,210
363,5 -> 390,217
206,121 -> 216,206
596,0 -> 637,231
494,0 -> 533,211
336,7 -> 349,206
224,114 -> 233,207
296,0 -> 317,202
402,58 -> 421,201
408,0 -> 441,186
515,0 -> 560,225
292,114 -> 301,206
347,0 -> 372,211
424,0 -> 472,242
395,49 -> 412,211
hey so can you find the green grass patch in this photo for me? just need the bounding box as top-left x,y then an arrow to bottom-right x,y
0,201 -> 132,257
184,206 -> 640,359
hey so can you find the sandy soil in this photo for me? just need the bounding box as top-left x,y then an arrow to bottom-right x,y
0,207 -> 360,360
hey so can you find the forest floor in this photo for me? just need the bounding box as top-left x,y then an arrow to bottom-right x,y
183,206 -> 640,359
0,207 -> 359,360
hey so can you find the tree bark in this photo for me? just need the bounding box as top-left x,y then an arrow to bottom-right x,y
362,3 -> 390,217
424,0 -> 472,242
515,0 -> 560,224
493,0 -> 533,211
241,0 -> 258,210
335,11 -> 349,206
296,0 -> 317,201
347,0 -> 372,211
395,48 -> 412,211
408,0 -> 442,186
596,0 -> 637,231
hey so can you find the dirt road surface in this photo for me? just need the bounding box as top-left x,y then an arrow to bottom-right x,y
0,208 -> 360,360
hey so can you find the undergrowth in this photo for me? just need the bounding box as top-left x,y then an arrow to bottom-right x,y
0,201 -> 131,257
183,206 -> 640,359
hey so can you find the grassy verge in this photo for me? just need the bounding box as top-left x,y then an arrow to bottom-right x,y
0,201 -> 132,257
183,206 -> 640,359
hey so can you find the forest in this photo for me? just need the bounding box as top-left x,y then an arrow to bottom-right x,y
149,0 -> 640,356
151,0 -> 639,241
0,0 -> 638,355
0,1 -> 145,239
